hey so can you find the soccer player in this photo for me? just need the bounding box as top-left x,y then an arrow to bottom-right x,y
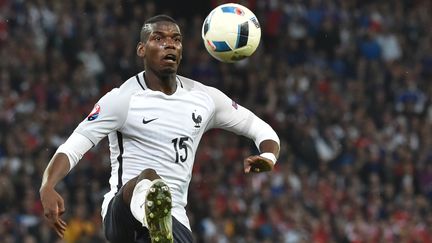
39,15 -> 280,243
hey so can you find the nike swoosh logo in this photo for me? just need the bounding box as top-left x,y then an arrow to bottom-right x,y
143,118 -> 158,124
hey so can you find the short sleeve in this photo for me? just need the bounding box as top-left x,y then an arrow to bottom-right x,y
74,88 -> 130,145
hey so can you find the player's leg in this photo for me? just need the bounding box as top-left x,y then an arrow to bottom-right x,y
172,217 -> 193,243
104,169 -> 158,243
127,169 -> 174,243
122,168 -> 160,206
105,168 -> 191,243
103,181 -> 148,243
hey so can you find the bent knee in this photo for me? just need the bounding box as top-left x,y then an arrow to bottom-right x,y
138,168 -> 160,181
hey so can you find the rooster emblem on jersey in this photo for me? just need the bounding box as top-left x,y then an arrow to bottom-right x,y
192,111 -> 202,128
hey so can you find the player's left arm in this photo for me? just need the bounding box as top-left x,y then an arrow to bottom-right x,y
241,117 -> 280,173
206,86 -> 280,173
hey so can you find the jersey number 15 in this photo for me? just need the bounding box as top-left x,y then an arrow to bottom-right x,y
172,137 -> 189,163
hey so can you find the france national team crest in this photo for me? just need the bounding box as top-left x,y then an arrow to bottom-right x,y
87,104 -> 100,121
192,111 -> 202,128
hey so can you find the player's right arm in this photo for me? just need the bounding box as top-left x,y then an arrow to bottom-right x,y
39,154 -> 71,238
39,133 -> 94,238
39,87 -> 130,237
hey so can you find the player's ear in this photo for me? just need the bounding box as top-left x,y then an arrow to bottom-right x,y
137,42 -> 145,57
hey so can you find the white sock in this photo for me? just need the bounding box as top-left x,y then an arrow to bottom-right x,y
130,179 -> 152,227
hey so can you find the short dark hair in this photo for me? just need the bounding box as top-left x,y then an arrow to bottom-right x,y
140,15 -> 178,42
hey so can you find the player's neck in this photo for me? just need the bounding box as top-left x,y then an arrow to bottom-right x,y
144,71 -> 177,95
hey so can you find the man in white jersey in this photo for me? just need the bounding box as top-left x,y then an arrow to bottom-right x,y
39,15 -> 280,243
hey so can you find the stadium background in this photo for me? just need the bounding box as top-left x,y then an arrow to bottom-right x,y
1,0 -> 432,242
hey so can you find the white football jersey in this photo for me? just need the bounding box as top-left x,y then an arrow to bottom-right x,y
74,71 -> 277,230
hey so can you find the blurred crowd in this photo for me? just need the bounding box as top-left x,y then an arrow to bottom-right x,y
1,0 -> 432,242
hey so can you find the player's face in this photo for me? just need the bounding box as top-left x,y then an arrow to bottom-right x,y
138,21 -> 183,75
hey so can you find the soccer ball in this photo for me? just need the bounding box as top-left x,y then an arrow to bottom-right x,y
201,3 -> 261,63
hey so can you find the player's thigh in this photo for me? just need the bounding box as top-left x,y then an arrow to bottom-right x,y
172,217 -> 193,243
103,188 -> 145,242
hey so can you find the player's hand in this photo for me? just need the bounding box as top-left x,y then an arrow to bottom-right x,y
243,155 -> 274,173
39,186 -> 67,238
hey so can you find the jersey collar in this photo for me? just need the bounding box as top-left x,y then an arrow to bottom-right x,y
137,71 -> 183,92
